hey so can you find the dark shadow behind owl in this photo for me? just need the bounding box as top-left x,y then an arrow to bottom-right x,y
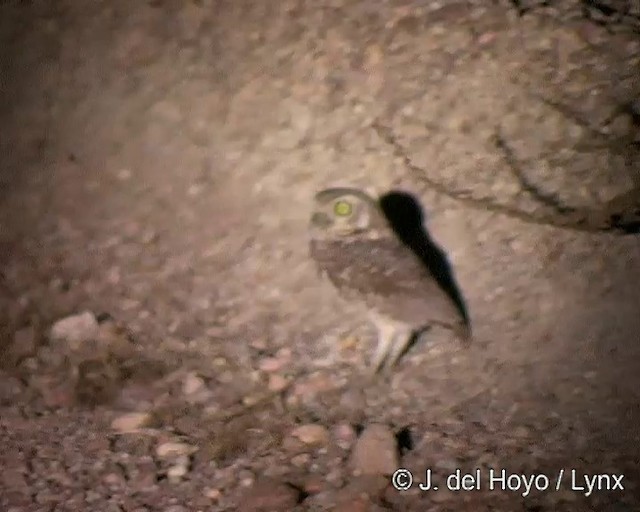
378,190 -> 471,340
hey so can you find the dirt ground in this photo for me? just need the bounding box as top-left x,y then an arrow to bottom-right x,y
1,1 -> 639,511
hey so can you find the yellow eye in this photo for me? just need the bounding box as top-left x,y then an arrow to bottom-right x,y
334,200 -> 352,217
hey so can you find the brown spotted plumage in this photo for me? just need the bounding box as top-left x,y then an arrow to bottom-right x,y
309,187 -> 469,372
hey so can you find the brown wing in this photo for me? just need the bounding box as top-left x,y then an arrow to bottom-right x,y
310,237 -> 466,330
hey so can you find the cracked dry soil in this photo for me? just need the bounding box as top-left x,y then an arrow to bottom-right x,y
1,1 -> 639,511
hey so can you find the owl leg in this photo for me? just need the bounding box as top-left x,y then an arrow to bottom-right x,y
385,325 -> 414,369
369,316 -> 398,372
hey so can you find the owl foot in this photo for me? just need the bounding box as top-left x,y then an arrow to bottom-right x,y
369,318 -> 413,373
386,329 -> 415,369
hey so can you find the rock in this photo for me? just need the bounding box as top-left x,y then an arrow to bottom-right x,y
267,373 -> 288,392
238,477 -> 301,512
116,168 -> 132,181
49,311 -> 99,346
291,453 -> 310,467
513,425 -> 531,438
103,472 -> 124,487
326,467 -> 344,486
350,424 -> 399,476
333,423 -> 357,449
281,435 -> 305,454
182,372 -> 205,395
258,357 -> 283,373
302,475 -> 325,495
204,487 -> 222,501
258,348 -> 291,373
291,424 -> 330,446
239,469 -> 256,487
167,455 -> 190,482
111,412 -> 152,432
249,339 -> 268,351
156,441 -> 197,459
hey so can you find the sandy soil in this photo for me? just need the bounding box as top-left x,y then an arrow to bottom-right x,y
1,1 -> 639,511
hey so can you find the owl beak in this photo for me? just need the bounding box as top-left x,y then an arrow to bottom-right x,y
311,212 -> 332,228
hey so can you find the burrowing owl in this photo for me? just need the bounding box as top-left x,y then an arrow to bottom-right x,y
309,187 -> 470,372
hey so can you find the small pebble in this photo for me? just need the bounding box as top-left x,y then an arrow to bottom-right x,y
156,441 -> 196,459
267,374 -> 288,392
291,424 -> 330,446
167,463 -> 189,482
333,423 -> 357,449
204,487 -> 222,500
49,311 -> 99,345
182,372 -> 205,395
111,412 -> 152,432
258,357 -> 286,373
291,453 -> 310,467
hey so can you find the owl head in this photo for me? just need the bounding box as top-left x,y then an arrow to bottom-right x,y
309,187 -> 390,240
